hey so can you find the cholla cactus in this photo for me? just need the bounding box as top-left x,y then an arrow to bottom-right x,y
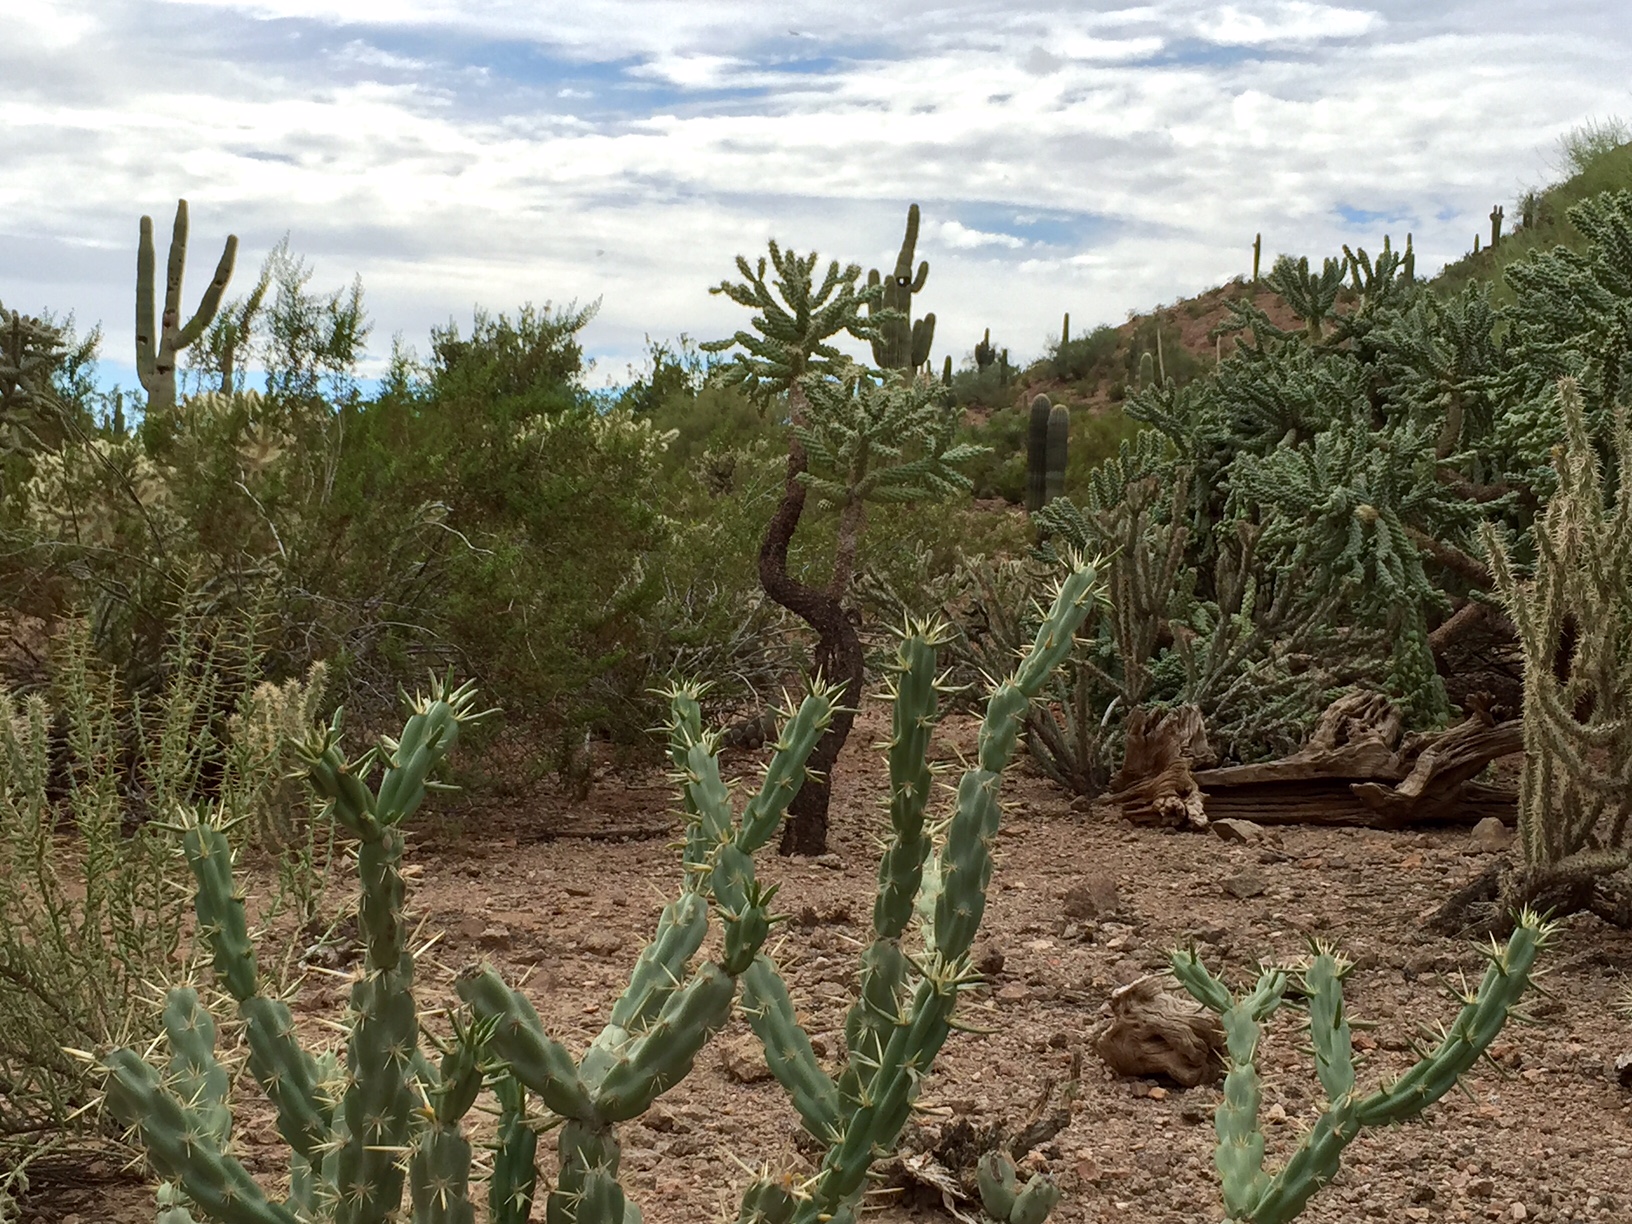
100,557 -> 1101,1224
1485,380 -> 1632,920
1174,912 -> 1553,1223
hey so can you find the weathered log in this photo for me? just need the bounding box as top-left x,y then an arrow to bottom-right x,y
1102,705 -> 1209,829
1090,974 -> 1224,1087
1106,694 -> 1521,830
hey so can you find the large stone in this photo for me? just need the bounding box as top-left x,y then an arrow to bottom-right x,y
1210,818 -> 1276,846
1222,870 -> 1267,900
1468,817 -> 1513,853
719,1034 -> 773,1083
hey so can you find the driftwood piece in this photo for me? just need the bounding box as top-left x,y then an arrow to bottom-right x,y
1101,705 -> 1210,830
1106,694 -> 1521,830
1090,974 -> 1224,1087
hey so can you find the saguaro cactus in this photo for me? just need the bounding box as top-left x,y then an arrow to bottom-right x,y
975,327 -> 996,371
1490,203 -> 1505,249
1173,912 -> 1552,1223
136,200 -> 237,412
868,204 -> 936,371
1027,394 -> 1069,512
1253,233 -> 1262,282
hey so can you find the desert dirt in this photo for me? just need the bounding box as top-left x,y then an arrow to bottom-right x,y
23,703 -> 1632,1224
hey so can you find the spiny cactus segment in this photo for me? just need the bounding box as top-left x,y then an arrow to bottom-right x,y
1172,910 -> 1554,1223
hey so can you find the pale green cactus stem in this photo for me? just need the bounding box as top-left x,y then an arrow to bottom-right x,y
977,1152 -> 1062,1224
136,199 -> 237,412
1173,910 -> 1554,1223
461,685 -> 841,1224
101,679 -> 492,1224
739,561 -> 1101,1224
488,1073 -> 539,1224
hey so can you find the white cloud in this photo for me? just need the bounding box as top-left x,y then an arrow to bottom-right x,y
0,1 -> 1628,387
939,221 -> 1028,250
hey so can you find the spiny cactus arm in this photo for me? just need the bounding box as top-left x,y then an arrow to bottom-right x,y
374,680 -> 483,824
487,1073 -> 538,1224
735,688 -> 840,852
136,216 -> 159,391
740,955 -> 843,1144
456,968 -> 596,1121
334,961 -> 418,1224
551,1120 -> 637,1224
576,1165 -> 631,1224
1353,912 -> 1551,1127
162,988 -> 232,1143
1172,953 -> 1287,1221
801,969 -> 965,1221
1304,950 -> 1356,1103
980,561 -> 1101,771
178,818 -> 332,1163
602,892 -> 710,1036
102,1050 -> 296,1224
662,685 -> 710,872
406,1018 -> 490,1224
738,1176 -> 799,1224
593,962 -> 737,1121
873,628 -> 944,937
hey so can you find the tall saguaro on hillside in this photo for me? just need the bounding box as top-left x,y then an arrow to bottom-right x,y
136,199 -> 237,412
866,204 -> 935,372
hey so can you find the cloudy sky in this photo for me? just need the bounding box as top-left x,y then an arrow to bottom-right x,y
2,1 -> 1629,392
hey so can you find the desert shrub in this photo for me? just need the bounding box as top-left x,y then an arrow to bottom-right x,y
0,619 -> 330,1161
1048,323 -> 1121,383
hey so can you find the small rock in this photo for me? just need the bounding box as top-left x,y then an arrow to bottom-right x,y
996,983 -> 1029,1003
1211,818 -> 1276,845
478,923 -> 512,949
1468,1177 -> 1495,1199
1222,870 -> 1267,900
719,1035 -> 773,1083
1615,1053 -> 1632,1090
1469,817 -> 1514,853
457,915 -> 487,940
581,930 -> 622,956
812,853 -> 845,870
1265,1102 -> 1287,1123
1061,874 -> 1122,920
1508,1204 -> 1527,1221
973,940 -> 1006,976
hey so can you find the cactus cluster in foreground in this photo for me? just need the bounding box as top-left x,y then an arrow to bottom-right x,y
1173,911 -> 1553,1224
99,561 -> 1103,1224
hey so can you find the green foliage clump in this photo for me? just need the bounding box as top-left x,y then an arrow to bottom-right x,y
0,620 -> 330,1162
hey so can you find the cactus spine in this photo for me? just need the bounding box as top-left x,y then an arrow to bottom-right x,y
1172,911 -> 1553,1224
136,200 -> 237,412
868,204 -> 935,371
